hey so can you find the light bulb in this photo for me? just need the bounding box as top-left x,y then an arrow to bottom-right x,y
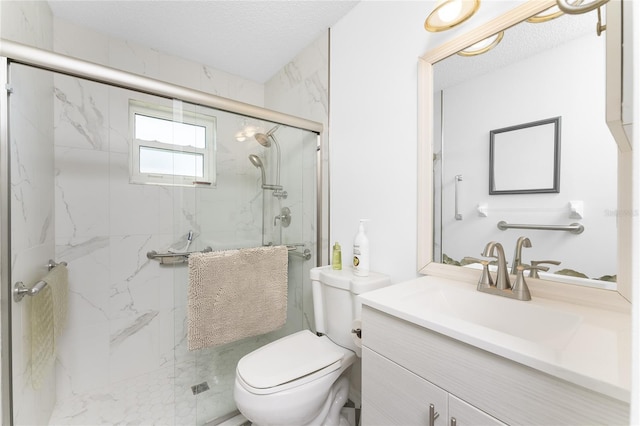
244,126 -> 257,138
437,0 -> 463,23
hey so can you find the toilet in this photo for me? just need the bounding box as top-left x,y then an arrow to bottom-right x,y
233,265 -> 391,426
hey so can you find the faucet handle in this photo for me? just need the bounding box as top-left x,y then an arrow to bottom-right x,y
529,260 -> 560,278
512,265 -> 532,301
464,257 -> 495,290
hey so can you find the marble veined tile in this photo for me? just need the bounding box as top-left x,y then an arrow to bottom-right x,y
10,112 -> 55,253
54,147 -> 109,240
108,234 -> 175,320
56,236 -> 110,328
54,76 -> 109,151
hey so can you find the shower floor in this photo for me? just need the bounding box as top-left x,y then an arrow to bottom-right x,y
48,359 -> 240,425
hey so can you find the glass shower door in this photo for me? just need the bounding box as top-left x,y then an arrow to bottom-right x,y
7,62 -> 57,426
5,61 -> 319,425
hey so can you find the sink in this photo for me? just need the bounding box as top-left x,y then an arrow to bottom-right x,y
359,275 -> 631,403
398,281 -> 582,350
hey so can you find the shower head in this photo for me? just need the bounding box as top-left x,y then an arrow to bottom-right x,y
253,124 -> 282,187
249,154 -> 263,169
254,133 -> 271,147
253,125 -> 280,147
248,154 -> 282,191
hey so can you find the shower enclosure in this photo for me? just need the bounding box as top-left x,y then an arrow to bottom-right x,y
0,42 -> 322,425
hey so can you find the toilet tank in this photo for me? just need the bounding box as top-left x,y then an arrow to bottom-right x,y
310,266 -> 391,352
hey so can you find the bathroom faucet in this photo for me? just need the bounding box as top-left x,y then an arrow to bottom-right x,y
510,236 -> 532,275
482,241 -> 510,290
476,241 -> 533,301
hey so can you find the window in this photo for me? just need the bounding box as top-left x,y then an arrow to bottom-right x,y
129,100 -> 216,187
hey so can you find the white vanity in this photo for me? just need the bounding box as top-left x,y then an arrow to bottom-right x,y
359,276 -> 630,425
386,0 -> 635,423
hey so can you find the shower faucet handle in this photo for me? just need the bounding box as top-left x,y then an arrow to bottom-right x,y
274,207 -> 291,227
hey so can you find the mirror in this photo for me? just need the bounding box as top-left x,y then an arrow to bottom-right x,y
418,1 -> 626,292
489,117 -> 561,194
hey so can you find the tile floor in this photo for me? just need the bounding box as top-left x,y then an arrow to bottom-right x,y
48,359 -> 239,425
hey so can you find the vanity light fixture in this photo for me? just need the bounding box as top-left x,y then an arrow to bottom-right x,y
457,31 -> 504,57
424,0 -> 480,32
526,0 -> 583,23
556,0 -> 609,14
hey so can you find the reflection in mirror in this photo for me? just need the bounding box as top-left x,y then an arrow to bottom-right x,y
432,11 -> 618,290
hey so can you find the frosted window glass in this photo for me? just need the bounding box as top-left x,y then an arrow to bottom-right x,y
139,147 -> 204,177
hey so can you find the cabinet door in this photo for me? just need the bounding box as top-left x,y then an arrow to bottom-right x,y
449,395 -> 506,426
362,347 -> 447,426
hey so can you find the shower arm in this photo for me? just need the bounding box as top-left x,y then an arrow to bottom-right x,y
269,134 -> 282,187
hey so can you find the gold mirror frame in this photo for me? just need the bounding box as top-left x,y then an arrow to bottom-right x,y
416,0 -> 632,302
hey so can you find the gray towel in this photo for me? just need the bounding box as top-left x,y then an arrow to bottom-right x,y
187,246 -> 288,350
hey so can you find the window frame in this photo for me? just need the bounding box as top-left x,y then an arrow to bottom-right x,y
129,100 -> 217,187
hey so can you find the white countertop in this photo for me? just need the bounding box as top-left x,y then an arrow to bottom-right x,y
359,275 -> 631,403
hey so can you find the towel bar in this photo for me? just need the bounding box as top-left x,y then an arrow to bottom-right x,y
148,245 -> 312,264
497,220 -> 584,234
147,247 -> 213,265
14,259 -> 67,302
288,247 -> 312,261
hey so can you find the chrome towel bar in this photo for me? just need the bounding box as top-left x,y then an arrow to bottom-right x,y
14,260 -> 67,302
497,220 -> 584,234
147,247 -> 213,265
147,245 -> 312,264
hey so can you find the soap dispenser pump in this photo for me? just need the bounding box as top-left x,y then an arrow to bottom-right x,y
353,219 -> 370,277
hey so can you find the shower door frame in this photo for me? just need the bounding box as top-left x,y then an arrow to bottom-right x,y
0,38 -> 326,426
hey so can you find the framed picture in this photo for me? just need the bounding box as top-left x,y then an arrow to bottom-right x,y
489,117 -> 561,195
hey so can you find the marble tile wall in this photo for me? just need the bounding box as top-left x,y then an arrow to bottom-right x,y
49,15 -> 321,425
50,75 -> 271,414
264,32 -> 330,333
2,4 -> 326,424
1,2 -> 56,425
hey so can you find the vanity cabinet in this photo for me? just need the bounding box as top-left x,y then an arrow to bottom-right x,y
362,346 -> 504,426
360,305 -> 629,426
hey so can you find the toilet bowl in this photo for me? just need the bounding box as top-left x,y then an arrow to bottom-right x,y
234,330 -> 356,426
233,266 -> 391,426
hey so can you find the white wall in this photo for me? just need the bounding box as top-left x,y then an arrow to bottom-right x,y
329,1 -> 526,283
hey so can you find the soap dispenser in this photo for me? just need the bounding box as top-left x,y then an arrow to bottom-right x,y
332,242 -> 342,270
353,219 -> 370,277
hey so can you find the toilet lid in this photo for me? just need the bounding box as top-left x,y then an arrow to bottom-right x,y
237,330 -> 344,390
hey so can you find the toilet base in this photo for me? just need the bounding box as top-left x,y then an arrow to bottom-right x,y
235,369 -> 353,426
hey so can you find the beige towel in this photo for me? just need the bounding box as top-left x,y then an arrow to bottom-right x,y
30,263 -> 69,389
187,246 -> 288,350
49,263 -> 69,341
31,285 -> 54,389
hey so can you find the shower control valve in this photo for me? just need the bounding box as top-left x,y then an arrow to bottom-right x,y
274,207 -> 291,228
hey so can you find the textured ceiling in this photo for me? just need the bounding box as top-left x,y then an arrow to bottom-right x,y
434,11 -> 599,91
47,0 -> 360,83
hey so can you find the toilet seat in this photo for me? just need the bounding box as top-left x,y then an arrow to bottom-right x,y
236,330 -> 347,395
